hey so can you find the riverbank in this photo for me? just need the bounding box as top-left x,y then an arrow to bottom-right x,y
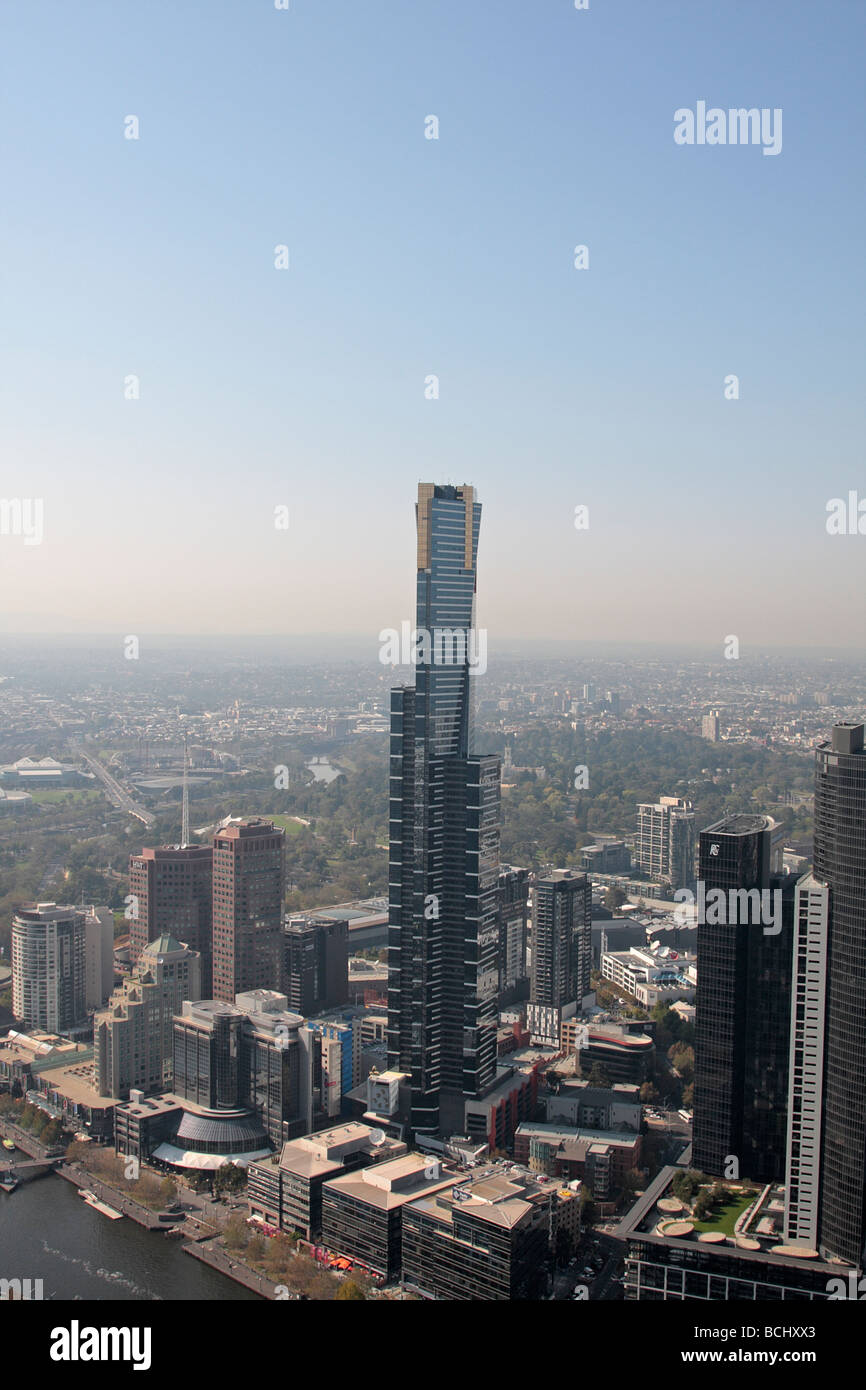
184,1238 -> 277,1299
1,1114 -> 274,1297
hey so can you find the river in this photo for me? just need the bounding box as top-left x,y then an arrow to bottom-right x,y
0,1149 -> 259,1301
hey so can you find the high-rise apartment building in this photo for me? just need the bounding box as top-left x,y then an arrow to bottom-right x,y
212,819 -> 285,1003
387,483 -> 501,1136
497,865 -> 530,1003
702,709 -> 721,742
11,903 -> 86,1032
527,871 -> 591,1047
95,933 -> 201,1099
635,797 -> 696,890
692,815 -> 793,1181
83,905 -> 115,1011
128,845 -> 213,992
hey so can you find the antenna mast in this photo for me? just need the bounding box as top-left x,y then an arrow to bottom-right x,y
181,736 -> 190,847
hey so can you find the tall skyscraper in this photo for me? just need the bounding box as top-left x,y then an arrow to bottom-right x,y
692,814 -> 793,1181
387,483 -> 501,1137
128,844 -> 213,992
527,870 -> 591,1046
783,871 -> 829,1250
635,797 -> 696,890
212,819 -> 286,1003
94,933 -> 201,1099
809,722 -> 866,1266
11,903 -> 87,1033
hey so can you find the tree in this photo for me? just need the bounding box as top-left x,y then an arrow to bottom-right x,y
693,1190 -> 713,1222
640,1082 -> 659,1104
335,1279 -> 366,1300
554,1226 -> 573,1267
604,887 -> 627,911
223,1214 -> 249,1251
160,1176 -> 178,1204
246,1234 -> 266,1263
587,1063 -> 612,1088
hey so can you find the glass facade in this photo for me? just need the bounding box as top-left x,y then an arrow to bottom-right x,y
693,816 -> 792,1179
387,484 -> 500,1135
814,726 -> 866,1266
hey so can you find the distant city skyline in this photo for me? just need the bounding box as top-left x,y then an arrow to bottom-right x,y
1,2 -> 864,650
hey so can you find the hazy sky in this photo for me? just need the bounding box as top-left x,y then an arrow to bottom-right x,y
2,0 -> 864,654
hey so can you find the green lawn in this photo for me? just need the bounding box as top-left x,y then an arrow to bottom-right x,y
268,815 -> 308,836
30,788 -> 104,805
693,1189 -> 757,1235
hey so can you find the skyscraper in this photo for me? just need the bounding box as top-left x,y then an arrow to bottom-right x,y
282,915 -> 349,1015
810,722 -> 866,1266
692,814 -> 793,1181
387,483 -> 501,1136
527,870 -> 591,1047
11,902 -> 86,1033
497,865 -> 530,1004
783,871 -> 829,1250
128,844 -> 213,992
94,933 -> 201,1099
212,819 -> 286,1003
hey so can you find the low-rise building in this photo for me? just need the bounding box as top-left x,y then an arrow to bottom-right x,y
601,943 -> 696,1009
321,1154 -> 457,1281
561,1020 -> 655,1084
545,1078 -> 642,1132
618,1166 -> 851,1300
514,1120 -> 642,1200
246,1121 -> 406,1239
401,1162 -> 553,1300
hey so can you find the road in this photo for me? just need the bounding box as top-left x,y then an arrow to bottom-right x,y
69,741 -> 155,828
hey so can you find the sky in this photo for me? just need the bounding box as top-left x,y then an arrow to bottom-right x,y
1,0 -> 864,655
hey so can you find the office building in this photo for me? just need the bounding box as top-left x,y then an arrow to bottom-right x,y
579,840 -> 631,875
11,903 -> 86,1033
401,1162 -> 552,1300
321,1153 -> 457,1281
95,934 -> 202,1099
128,845 -> 213,991
545,1078 -> 642,1132
692,815 -> 794,1182
246,1121 -> 406,1239
172,992 -> 320,1147
635,797 -> 696,890
783,872 -> 828,1250
563,1020 -> 655,1084
620,1166 -> 848,1301
528,871 -> 591,1047
212,819 -> 285,1003
387,484 -> 501,1136
282,915 -> 349,1015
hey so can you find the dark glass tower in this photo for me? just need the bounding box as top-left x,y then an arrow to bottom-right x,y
387,484 -> 500,1136
813,722 -> 866,1266
692,814 -> 793,1181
